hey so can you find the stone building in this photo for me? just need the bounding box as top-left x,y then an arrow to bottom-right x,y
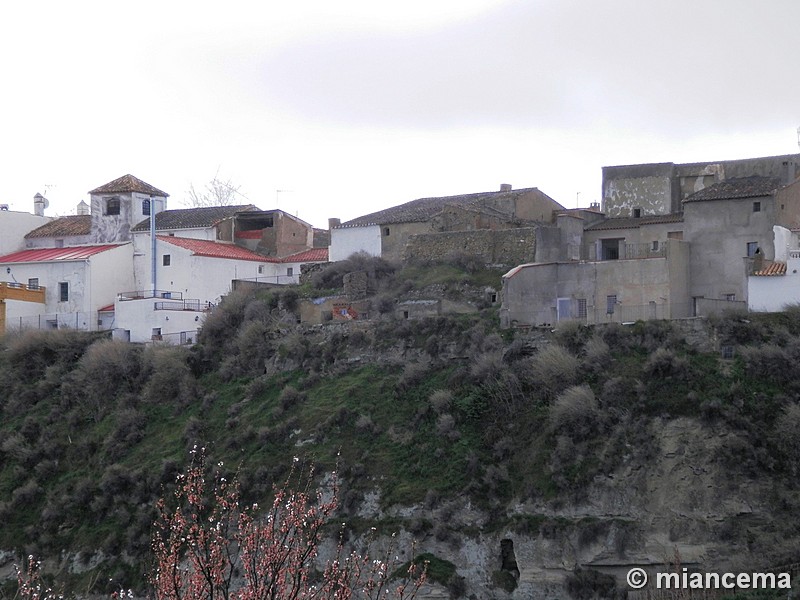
502,153 -> 800,327
329,184 -> 569,265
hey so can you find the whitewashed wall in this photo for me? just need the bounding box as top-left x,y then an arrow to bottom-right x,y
329,225 -> 381,262
0,211 -> 51,254
748,255 -> 800,312
114,297 -> 202,344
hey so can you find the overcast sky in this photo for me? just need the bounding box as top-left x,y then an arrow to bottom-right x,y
2,0 -> 799,228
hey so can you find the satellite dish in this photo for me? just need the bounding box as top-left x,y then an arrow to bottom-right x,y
43,198 -> 50,209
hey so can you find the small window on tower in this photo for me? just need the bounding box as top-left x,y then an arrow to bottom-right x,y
753,201 -> 761,213
142,198 -> 151,215
105,197 -> 120,216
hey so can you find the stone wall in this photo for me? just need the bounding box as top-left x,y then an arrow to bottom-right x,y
403,227 -> 537,267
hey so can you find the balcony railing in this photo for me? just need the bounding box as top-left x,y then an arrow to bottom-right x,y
153,299 -> 213,312
118,289 -> 184,301
582,242 -> 669,261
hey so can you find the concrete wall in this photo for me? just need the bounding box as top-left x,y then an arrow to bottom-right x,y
583,221 -> 685,259
602,163 -> 676,218
86,244 -> 135,312
329,225 -> 382,262
403,228 -> 537,266
380,221 -> 432,262
602,154 -> 800,220
513,189 -> 564,222
0,211 -> 51,254
775,177 -> 800,231
500,240 -> 689,327
26,233 -> 93,248
91,192 -> 167,243
683,195 -> 775,302
114,297 -> 202,344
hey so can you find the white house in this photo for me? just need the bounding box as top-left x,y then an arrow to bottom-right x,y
329,224 -> 382,261
0,243 -> 134,330
116,236 -> 279,343
0,206 -> 52,254
748,226 -> 800,312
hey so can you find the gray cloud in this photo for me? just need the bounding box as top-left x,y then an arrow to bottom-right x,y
254,0 -> 800,134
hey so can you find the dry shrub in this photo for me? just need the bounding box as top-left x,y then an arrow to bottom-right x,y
74,339 -> 144,412
429,389 -> 453,413
235,320 -> 272,375
279,386 -> 306,410
583,336 -> 611,373
643,347 -> 689,379
142,346 -> 196,405
550,384 -> 599,438
775,403 -> 800,470
396,362 -> 429,394
527,344 -> 579,398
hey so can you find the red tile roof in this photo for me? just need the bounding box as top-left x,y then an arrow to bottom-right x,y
752,261 -> 787,276
25,215 -> 92,238
97,304 -> 115,312
158,236 -> 279,262
281,248 -> 328,263
89,174 -> 169,197
0,244 -> 125,263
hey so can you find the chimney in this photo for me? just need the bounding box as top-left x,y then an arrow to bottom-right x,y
500,183 -> 512,192
33,193 -> 47,217
328,217 -> 341,229
76,200 -> 90,216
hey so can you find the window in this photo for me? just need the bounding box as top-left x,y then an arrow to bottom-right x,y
557,297 -> 571,321
746,242 -> 759,257
384,227 -> 390,236
163,254 -> 171,266
152,328 -> 162,340
724,293 -> 736,302
286,267 -> 294,277
606,294 -> 617,314
142,198 -> 151,215
600,239 -> 621,260
577,298 -> 587,319
59,282 -> 69,302
721,345 -> 735,359
651,240 -> 659,251
753,201 -> 761,212
105,196 -> 120,216
258,265 -> 265,274
633,208 -> 642,218
27,278 -> 39,290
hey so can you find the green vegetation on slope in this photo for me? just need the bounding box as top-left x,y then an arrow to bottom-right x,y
3,262 -> 800,596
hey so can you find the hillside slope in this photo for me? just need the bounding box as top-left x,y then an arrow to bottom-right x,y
1,266 -> 800,598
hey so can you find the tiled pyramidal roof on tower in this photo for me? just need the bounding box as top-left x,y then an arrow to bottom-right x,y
89,174 -> 169,197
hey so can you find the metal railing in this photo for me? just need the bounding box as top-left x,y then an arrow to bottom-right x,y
582,242 -> 669,261
153,300 -> 213,312
147,330 -> 199,346
117,289 -> 184,301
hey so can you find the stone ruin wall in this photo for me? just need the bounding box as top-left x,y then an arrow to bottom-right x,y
403,227 -> 538,267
